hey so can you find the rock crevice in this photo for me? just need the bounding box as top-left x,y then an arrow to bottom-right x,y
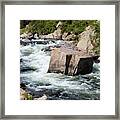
65,55 -> 72,75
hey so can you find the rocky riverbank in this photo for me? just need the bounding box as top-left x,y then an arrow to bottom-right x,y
20,83 -> 48,100
20,21 -> 100,55
20,39 -> 100,100
20,20 -> 100,100
47,25 -> 99,75
20,25 -> 100,76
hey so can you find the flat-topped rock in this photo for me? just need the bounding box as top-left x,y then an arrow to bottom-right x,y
48,46 -> 94,75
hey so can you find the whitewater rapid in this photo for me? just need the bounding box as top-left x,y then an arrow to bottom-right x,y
20,40 -> 100,100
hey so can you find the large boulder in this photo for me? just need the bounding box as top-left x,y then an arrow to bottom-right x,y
48,46 -> 94,75
77,26 -> 95,54
52,28 -> 62,39
53,21 -> 62,39
48,47 -> 66,74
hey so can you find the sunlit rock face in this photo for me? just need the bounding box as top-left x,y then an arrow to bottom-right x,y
48,46 -> 94,75
48,26 -> 97,76
77,26 -> 95,54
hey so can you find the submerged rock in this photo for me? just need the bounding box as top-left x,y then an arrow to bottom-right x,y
20,83 -> 27,90
20,67 -> 37,72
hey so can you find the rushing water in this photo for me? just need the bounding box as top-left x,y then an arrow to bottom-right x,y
20,39 -> 100,100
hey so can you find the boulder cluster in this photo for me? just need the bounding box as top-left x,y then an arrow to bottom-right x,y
47,25 -> 99,75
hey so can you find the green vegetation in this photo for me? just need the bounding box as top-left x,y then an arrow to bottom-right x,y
20,20 -> 100,55
27,94 -> 33,100
20,20 -> 99,35
61,20 -> 100,35
20,20 -> 31,29
20,20 -> 59,35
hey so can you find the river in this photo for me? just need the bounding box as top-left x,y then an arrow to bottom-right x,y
20,39 -> 100,100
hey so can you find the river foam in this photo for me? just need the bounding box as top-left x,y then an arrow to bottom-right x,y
20,40 -> 100,100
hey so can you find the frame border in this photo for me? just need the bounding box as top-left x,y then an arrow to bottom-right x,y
0,0 -> 119,119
